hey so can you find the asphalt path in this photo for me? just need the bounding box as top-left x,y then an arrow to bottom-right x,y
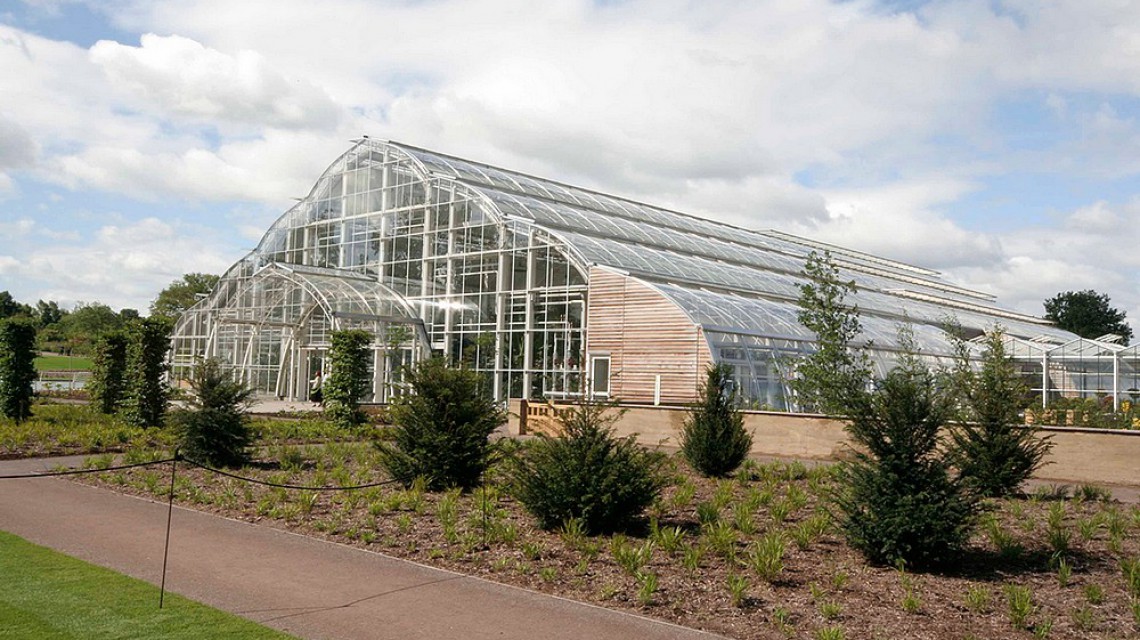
0,455 -> 721,640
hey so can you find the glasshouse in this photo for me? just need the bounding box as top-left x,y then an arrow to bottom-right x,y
171,139 -> 1138,409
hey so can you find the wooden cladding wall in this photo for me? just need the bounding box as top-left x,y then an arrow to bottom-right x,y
586,268 -> 712,404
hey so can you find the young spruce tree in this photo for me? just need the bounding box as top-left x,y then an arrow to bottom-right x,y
172,358 -> 255,467
378,357 -> 506,490
680,363 -> 752,477
948,327 -> 1052,498
512,399 -> 667,534
836,329 -> 980,569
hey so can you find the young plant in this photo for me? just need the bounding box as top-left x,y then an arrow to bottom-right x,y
748,532 -> 786,582
680,363 -> 752,477
965,585 -> 991,613
727,573 -> 749,608
1005,584 -> 1036,630
636,571 -> 659,606
815,627 -> 845,640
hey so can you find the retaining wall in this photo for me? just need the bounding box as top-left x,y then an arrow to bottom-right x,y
509,400 -> 1140,487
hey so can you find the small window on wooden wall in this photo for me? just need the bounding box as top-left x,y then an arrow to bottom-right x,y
590,355 -> 611,397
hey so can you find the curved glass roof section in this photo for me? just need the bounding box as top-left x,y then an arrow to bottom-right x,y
389,141 -> 1071,347
230,139 -> 1074,351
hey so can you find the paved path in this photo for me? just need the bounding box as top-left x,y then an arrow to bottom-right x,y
0,457 -> 720,640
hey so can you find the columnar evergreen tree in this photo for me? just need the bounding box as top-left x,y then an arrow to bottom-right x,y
791,251 -> 871,415
0,319 -> 37,421
948,328 -> 1052,498
324,329 -> 373,430
88,330 -> 129,414
172,358 -> 255,467
122,318 -> 171,428
835,348 -> 980,569
680,363 -> 753,477
378,357 -> 506,490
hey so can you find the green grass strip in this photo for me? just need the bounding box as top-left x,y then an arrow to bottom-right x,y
0,530 -> 298,639
33,356 -> 94,372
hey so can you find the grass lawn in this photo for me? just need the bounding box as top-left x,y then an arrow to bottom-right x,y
34,355 -> 94,372
0,530 -> 297,639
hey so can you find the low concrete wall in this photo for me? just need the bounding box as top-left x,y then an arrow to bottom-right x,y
509,400 -> 1140,487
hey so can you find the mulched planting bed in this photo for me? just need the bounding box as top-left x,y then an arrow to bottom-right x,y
76,441 -> 1140,639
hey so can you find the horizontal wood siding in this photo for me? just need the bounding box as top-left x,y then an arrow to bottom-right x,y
586,268 -> 712,404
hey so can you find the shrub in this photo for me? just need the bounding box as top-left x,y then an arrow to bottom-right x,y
0,319 -> 36,421
171,358 -> 255,467
121,317 -> 171,428
680,363 -> 752,477
377,357 -> 505,490
511,399 -> 667,534
324,329 -> 373,430
88,330 -> 129,414
834,351 -> 980,569
948,328 -> 1052,498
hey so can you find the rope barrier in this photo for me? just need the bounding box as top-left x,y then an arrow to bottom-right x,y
0,457 -> 177,479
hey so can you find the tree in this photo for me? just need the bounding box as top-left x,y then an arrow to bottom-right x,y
680,363 -> 753,477
1044,290 -> 1132,344
378,357 -> 507,490
172,359 -> 255,467
35,300 -> 64,328
947,328 -> 1052,498
511,399 -> 668,534
791,251 -> 871,415
88,330 -> 130,414
0,291 -> 33,320
58,302 -> 125,354
122,318 -> 171,428
0,319 -> 37,421
150,273 -> 219,321
324,329 -> 373,430
835,346 -> 980,569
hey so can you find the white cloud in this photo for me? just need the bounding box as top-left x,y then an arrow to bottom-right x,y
0,0 -> 1138,327
0,216 -> 236,310
90,34 -> 342,130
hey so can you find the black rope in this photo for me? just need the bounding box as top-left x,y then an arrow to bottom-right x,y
0,457 -> 177,479
180,457 -> 400,491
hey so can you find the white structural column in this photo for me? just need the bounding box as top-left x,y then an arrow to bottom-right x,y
493,246 -> 509,402
1113,353 -> 1120,411
522,230 -> 536,399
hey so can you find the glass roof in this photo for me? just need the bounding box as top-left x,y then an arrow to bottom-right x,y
240,139 -> 1077,354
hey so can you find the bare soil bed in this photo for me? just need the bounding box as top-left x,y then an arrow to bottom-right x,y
77,442 -> 1140,640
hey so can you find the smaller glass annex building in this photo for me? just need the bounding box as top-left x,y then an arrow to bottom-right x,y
171,139 -> 1139,409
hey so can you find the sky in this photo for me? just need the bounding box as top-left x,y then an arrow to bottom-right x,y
1,0 -> 1138,328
